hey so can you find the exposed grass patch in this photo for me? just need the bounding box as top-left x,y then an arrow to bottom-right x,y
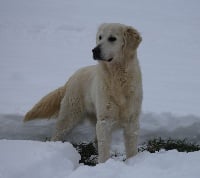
45,137 -> 200,166
73,138 -> 200,166
73,142 -> 98,166
139,137 -> 200,153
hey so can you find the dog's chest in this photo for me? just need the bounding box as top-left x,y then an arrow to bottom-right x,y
96,63 -> 142,121
109,82 -> 134,107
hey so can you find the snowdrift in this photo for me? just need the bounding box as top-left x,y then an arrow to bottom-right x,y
0,140 -> 199,178
0,140 -> 80,178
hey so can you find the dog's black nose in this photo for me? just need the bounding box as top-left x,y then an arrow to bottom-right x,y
92,45 -> 101,60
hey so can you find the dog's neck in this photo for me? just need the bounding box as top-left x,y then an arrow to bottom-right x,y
98,52 -> 138,78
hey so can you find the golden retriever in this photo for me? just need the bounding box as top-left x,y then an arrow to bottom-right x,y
24,23 -> 143,163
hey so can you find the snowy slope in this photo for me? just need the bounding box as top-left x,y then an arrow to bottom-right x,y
0,0 -> 200,177
1,0 -> 200,143
0,0 -> 200,115
1,113 -> 200,145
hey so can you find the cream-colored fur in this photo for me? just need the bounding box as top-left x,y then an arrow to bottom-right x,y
24,23 -> 143,163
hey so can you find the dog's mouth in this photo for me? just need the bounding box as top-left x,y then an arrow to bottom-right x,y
92,46 -> 113,62
93,57 -> 113,62
92,51 -> 113,62
107,58 -> 113,62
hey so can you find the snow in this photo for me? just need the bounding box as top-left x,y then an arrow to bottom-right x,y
1,140 -> 200,178
0,140 -> 80,178
0,0 -> 200,116
1,113 -> 200,145
69,150 -> 200,178
0,0 -> 200,177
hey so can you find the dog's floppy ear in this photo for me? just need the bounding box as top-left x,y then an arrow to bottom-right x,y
123,26 -> 142,50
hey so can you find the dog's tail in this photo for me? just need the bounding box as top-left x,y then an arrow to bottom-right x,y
24,85 -> 66,122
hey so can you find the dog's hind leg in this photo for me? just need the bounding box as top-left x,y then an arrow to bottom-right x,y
51,95 -> 83,141
51,116 -> 79,141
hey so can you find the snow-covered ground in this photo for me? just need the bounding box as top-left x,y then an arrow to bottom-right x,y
0,140 -> 80,178
0,140 -> 200,178
0,0 -> 200,177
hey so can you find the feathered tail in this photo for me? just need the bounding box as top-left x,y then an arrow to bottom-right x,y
24,85 -> 66,122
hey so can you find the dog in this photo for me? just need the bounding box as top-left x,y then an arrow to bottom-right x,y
24,23 -> 143,163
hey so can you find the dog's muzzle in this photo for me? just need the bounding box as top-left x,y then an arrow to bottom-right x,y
92,45 -> 101,60
92,45 -> 113,62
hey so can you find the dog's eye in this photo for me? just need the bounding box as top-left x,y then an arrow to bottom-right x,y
99,35 -> 102,40
108,36 -> 117,42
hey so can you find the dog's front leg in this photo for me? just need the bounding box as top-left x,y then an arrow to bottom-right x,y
123,117 -> 139,159
96,119 -> 112,163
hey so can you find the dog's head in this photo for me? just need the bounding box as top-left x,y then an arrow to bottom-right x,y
92,23 -> 142,63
